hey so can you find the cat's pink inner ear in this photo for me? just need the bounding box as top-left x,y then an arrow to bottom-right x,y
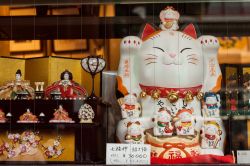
182,24 -> 197,39
141,23 -> 156,40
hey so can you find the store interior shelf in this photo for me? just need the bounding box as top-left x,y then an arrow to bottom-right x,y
0,0 -> 248,6
0,15 -> 250,40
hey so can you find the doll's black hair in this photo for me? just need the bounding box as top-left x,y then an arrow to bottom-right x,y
16,69 -> 22,76
60,70 -> 73,80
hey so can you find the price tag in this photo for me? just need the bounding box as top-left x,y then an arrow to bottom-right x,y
237,150 -> 250,163
106,143 -> 150,165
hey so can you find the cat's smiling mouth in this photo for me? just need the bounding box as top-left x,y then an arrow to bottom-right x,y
163,62 -> 181,66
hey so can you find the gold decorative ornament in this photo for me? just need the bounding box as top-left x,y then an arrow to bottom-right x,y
184,90 -> 194,103
151,90 -> 160,100
125,134 -> 131,140
167,91 -> 179,103
140,91 -> 147,98
196,91 -> 204,101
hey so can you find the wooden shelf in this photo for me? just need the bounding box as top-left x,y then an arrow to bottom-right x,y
1,15 -> 250,40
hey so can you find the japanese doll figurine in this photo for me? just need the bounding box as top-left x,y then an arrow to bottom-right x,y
0,69 -> 35,100
203,92 -> 221,117
200,120 -> 225,155
45,70 -> 87,99
153,107 -> 174,136
0,109 -> 6,123
18,109 -> 38,123
159,6 -> 180,31
121,94 -> 141,119
175,109 -> 195,136
49,105 -> 74,123
124,121 -> 145,144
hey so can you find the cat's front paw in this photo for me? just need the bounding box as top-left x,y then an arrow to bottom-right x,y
198,35 -> 220,53
120,36 -> 142,55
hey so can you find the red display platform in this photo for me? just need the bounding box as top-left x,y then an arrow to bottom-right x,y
151,154 -> 234,164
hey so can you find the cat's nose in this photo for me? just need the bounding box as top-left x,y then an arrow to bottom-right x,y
169,53 -> 176,58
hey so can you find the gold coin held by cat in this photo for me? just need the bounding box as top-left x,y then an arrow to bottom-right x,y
167,91 -> 179,103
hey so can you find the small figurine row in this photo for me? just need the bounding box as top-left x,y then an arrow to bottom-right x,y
0,104 -> 95,124
0,69 -> 88,100
120,92 -> 221,120
124,118 -> 223,150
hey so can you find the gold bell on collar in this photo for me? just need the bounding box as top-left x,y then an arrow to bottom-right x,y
184,90 -> 194,103
151,90 -> 160,100
167,91 -> 179,103
125,134 -> 131,140
196,91 -> 204,101
140,91 -> 147,98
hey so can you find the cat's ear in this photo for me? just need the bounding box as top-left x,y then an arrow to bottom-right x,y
141,23 -> 156,40
182,24 -> 197,39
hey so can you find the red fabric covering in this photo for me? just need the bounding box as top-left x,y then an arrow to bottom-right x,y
151,155 -> 234,164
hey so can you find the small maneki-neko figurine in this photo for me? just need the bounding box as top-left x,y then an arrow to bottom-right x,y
153,107 -> 174,136
203,92 -> 221,117
0,69 -> 35,100
121,94 -> 141,119
45,70 -> 87,99
125,121 -> 145,144
50,105 -> 74,123
201,121 -> 222,149
18,109 -> 38,123
159,6 -> 180,31
0,109 -> 6,123
175,109 -> 195,136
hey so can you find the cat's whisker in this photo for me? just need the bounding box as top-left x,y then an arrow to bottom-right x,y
186,54 -> 197,57
187,58 -> 198,61
146,54 -> 158,57
144,57 -> 157,61
146,62 -> 157,65
188,62 -> 197,65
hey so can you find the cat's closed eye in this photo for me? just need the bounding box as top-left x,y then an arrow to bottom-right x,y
180,47 -> 192,53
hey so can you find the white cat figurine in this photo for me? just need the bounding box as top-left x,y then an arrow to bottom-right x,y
153,107 -> 174,136
116,6 -> 223,157
121,94 -> 141,119
124,121 -> 145,144
201,121 -> 222,149
175,109 -> 195,136
203,92 -> 221,118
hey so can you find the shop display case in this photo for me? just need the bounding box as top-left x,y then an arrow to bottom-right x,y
0,0 -> 250,165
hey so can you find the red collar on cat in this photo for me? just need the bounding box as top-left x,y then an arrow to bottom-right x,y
139,84 -> 202,98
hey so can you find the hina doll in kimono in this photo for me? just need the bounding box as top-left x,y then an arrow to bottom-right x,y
45,70 -> 87,99
49,105 -> 74,123
0,69 -> 35,99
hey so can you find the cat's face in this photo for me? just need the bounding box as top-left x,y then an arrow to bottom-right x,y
137,26 -> 203,88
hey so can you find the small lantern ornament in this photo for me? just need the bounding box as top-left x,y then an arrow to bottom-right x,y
78,104 -> 95,123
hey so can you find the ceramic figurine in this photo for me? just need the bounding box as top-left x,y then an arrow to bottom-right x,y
0,69 -> 35,100
0,109 -> 6,123
159,6 -> 180,31
203,92 -> 221,117
45,70 -> 87,99
153,107 -> 174,136
121,94 -> 141,119
18,109 -> 38,123
201,121 -> 222,149
124,121 -> 145,144
78,103 -> 95,123
116,6 -> 225,159
174,109 -> 195,135
50,105 -> 74,123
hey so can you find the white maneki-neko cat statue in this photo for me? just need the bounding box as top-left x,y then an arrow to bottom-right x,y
116,6 -> 226,161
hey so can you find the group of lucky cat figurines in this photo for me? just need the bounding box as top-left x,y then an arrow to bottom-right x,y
121,92 -> 223,149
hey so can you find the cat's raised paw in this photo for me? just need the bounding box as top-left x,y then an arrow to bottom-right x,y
120,36 -> 142,53
199,36 -> 220,49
